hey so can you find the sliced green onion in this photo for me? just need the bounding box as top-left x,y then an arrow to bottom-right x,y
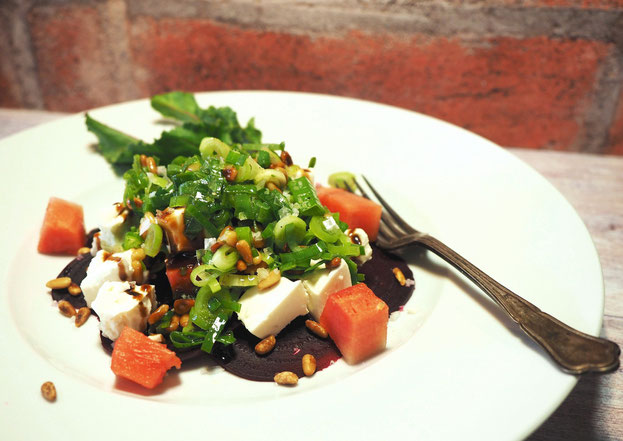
199,137 -> 231,159
308,157 -> 316,168
309,215 -> 342,243
123,230 -> 144,250
274,215 -> 306,249
211,245 -> 239,271
220,273 -> 259,287
169,194 -> 191,207
143,223 -> 163,257
328,171 -> 356,191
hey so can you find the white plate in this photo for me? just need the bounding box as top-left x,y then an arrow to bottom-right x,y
0,91 -> 603,440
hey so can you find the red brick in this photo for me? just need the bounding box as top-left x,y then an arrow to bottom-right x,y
28,5 -> 119,112
606,92 -> 623,155
130,18 -> 610,150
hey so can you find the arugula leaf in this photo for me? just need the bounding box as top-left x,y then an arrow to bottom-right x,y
85,113 -> 139,164
87,92 -> 265,167
151,91 -> 202,124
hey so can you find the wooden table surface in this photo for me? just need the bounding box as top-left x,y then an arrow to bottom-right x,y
1,109 -> 621,440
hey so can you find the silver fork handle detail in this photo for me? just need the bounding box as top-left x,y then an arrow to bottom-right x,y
409,234 -> 620,374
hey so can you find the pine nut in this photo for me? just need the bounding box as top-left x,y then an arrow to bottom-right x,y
393,267 -> 406,286
266,182 -> 282,193
302,354 -> 317,376
252,254 -> 263,265
132,248 -> 146,261
74,307 -> 91,327
148,304 -> 169,325
280,150 -> 293,166
236,259 -> 248,271
305,320 -> 328,338
173,298 -> 195,315
131,259 -> 144,283
235,240 -> 254,264
222,165 -> 238,182
58,300 -> 76,317
41,381 -> 57,402
253,236 -> 265,249
218,226 -> 238,247
274,371 -> 298,386
148,334 -> 165,343
166,314 -> 180,332
77,247 -> 91,255
327,257 -> 342,268
67,283 -> 82,296
146,156 -> 158,174
258,269 -> 281,290
179,313 -> 190,328
211,241 -> 224,253
46,277 -> 72,290
255,335 -> 276,355
140,154 -> 147,167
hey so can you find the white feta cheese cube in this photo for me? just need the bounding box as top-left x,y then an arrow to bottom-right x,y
92,203 -> 131,254
346,228 -> 373,264
302,259 -> 352,320
91,281 -> 156,341
80,249 -> 148,307
237,277 -> 309,339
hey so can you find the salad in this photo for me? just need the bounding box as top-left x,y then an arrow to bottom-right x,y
41,92 -> 414,389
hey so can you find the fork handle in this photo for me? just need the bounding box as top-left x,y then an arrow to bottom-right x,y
416,234 -> 620,374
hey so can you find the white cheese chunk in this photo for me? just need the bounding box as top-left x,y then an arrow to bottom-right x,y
80,249 -> 148,307
302,259 -> 352,320
237,277 -> 309,339
91,203 -> 131,254
346,228 -> 373,264
91,281 -> 156,341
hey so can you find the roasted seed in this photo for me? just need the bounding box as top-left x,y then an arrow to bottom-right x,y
173,298 -> 195,315
148,334 -> 165,343
179,313 -> 190,328
305,320 -> 328,338
252,254 -> 263,265
258,269 -> 281,290
235,239 -> 254,264
148,304 -> 170,325
131,259 -> 144,284
266,182 -> 282,193
327,257 -> 342,268
302,354 -> 317,376
280,150 -> 293,166
252,235 -> 265,249
41,381 -> 57,402
67,283 -> 82,296
132,248 -> 146,261
392,267 -> 406,286
58,300 -> 76,318
211,241 -> 224,253
269,161 -> 286,169
46,277 -> 72,290
140,154 -> 148,167
74,307 -> 91,327
236,259 -> 248,271
222,166 -> 238,182
166,314 -> 180,333
133,197 -> 143,208
77,247 -> 91,255
255,335 -> 276,355
274,371 -> 298,386
218,226 -> 238,247
146,156 -> 158,174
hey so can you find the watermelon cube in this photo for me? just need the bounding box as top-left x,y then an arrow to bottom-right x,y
319,283 -> 389,364
111,327 -> 181,389
37,197 -> 86,255
316,186 -> 382,241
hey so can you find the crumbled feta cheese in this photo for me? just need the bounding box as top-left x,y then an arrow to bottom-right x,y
237,278 -> 309,339
346,228 -> 373,264
302,259 -> 352,320
80,249 -> 148,307
91,281 -> 156,341
92,203 -> 131,254
204,237 -> 217,250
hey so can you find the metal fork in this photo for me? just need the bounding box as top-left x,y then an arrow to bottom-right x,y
354,175 -> 620,374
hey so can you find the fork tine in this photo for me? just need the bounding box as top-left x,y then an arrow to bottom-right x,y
360,175 -> 417,234
352,178 -> 405,239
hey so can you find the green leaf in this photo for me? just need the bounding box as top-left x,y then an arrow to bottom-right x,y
85,113 -> 139,164
150,91 -> 202,124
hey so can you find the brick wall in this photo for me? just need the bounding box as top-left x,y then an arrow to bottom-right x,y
1,0 -> 623,154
